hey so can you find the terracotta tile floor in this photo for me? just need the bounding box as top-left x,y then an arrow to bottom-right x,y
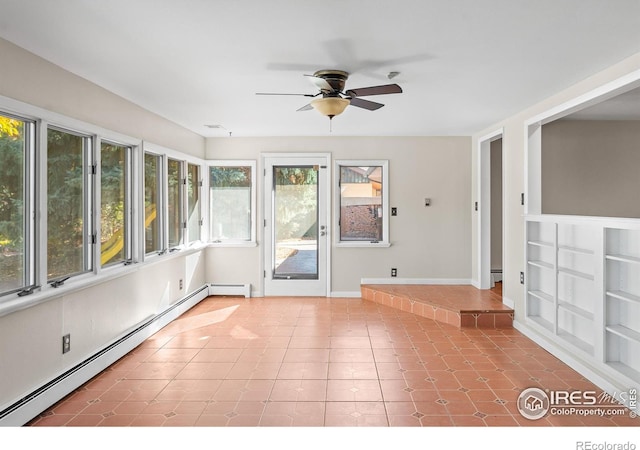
27,295 -> 638,428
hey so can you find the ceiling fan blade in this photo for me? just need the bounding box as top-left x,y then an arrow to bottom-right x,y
305,75 -> 335,93
346,84 -> 403,97
256,92 -> 317,97
297,104 -> 314,112
349,97 -> 384,111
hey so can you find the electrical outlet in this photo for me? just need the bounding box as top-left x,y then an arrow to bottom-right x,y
391,268 -> 397,277
391,207 -> 397,216
62,334 -> 71,354
520,272 -> 525,284
179,279 -> 183,290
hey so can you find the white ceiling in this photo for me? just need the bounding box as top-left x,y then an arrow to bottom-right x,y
1,0 -> 639,137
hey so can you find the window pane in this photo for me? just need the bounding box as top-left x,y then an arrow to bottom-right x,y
187,163 -> 201,242
101,142 -> 127,266
144,153 -> 162,254
0,114 -> 26,293
47,128 -> 89,279
209,166 -> 251,241
167,158 -> 182,247
273,166 -> 318,279
339,166 -> 383,241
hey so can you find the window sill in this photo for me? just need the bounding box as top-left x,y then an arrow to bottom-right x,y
208,241 -> 258,248
335,241 -> 391,248
0,245 -> 206,319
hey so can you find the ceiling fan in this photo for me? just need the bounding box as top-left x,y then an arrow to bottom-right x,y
256,69 -> 403,122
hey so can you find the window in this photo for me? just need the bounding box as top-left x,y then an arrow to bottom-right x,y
186,163 -> 202,243
47,127 -> 94,280
144,152 -> 163,254
0,113 -> 35,296
100,141 -> 131,266
1,96 -> 208,304
336,160 -> 389,246
209,161 -> 256,243
167,158 -> 183,248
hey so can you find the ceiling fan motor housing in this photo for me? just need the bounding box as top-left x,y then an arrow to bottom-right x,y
314,70 -> 349,97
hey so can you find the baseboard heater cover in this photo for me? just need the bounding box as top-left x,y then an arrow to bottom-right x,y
0,284 -> 209,427
491,270 -> 503,283
208,283 -> 250,298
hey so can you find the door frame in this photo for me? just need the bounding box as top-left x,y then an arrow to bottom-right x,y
477,128 -> 504,290
261,152 -> 331,296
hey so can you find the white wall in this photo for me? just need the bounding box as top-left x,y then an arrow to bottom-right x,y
206,136 -> 472,295
0,38 -> 208,411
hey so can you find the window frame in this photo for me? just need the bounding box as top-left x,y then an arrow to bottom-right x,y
45,125 -> 96,282
143,151 -> 166,256
207,160 -> 257,247
99,138 -> 135,268
334,159 -> 390,247
166,157 -> 184,249
186,162 -> 203,244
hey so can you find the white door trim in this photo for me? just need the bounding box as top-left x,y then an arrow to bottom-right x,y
261,153 -> 331,296
477,128 -> 504,290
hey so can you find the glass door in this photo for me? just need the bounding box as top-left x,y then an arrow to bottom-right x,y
263,155 -> 329,296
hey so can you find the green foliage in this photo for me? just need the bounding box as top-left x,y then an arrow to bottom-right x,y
0,116 -> 25,289
47,129 -> 86,278
0,116 -> 24,248
275,167 -> 317,186
210,166 -> 251,188
274,167 -> 318,240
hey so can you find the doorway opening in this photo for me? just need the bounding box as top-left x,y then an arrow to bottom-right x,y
478,129 -> 504,298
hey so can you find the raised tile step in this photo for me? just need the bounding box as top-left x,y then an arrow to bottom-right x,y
361,284 -> 513,328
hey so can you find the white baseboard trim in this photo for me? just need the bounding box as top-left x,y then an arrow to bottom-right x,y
0,284 -> 209,427
361,278 -> 472,285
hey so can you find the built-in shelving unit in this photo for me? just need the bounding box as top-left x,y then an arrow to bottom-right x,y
526,220 -> 557,333
525,216 -> 640,389
605,227 -> 640,383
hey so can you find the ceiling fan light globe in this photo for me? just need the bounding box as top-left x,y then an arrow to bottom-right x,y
310,97 -> 350,117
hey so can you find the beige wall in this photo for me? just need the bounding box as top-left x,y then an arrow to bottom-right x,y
490,139 -> 503,271
542,120 -> 640,218
206,136 -> 472,295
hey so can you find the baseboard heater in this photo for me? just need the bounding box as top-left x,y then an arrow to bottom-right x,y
208,283 -> 250,298
0,284 -> 209,427
491,269 -> 503,283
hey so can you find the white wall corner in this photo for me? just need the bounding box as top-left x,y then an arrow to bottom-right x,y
502,295 -> 515,309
